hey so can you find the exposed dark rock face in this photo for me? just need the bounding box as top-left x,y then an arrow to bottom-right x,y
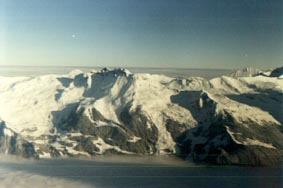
119,106 -> 159,154
52,105 -> 160,155
0,121 -> 38,158
270,66 -> 283,77
180,110 -> 283,166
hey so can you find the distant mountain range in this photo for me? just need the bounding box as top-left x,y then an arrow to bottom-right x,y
229,66 -> 283,78
0,66 -> 282,166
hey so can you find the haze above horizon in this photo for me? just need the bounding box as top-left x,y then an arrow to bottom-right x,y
0,0 -> 282,69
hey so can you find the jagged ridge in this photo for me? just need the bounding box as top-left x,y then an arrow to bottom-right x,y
0,67 -> 282,166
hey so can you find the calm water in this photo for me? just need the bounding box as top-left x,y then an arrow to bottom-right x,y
0,66 -> 232,79
0,156 -> 282,188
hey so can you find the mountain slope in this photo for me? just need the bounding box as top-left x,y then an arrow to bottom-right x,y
270,66 -> 283,77
0,67 -> 282,165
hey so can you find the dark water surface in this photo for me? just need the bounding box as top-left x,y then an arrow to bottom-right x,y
0,156 -> 282,188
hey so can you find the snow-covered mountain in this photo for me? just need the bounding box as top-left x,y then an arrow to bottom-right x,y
229,67 -> 262,78
229,66 -> 283,78
270,66 -> 283,77
0,67 -> 282,166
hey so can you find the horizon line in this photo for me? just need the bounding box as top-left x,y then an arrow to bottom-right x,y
0,64 -> 278,71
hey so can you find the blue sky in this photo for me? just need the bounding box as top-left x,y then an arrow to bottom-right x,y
0,0 -> 282,69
